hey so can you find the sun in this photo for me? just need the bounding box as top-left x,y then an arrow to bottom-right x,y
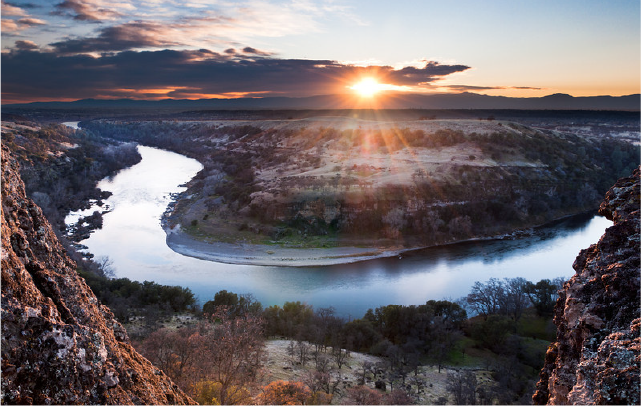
351,78 -> 383,97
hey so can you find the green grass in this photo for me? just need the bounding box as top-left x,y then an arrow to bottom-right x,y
184,217 -> 349,249
516,311 -> 555,341
446,337 -> 488,367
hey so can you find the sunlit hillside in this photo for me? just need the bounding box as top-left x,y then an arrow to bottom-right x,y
83,117 -> 638,251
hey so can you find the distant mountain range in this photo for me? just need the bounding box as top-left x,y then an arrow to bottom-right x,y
4,92 -> 640,110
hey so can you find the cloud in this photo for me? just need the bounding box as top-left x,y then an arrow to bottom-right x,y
1,1 -> 27,17
1,17 -> 45,33
14,40 -> 39,50
4,2 -> 40,9
1,1 -> 46,33
51,22 -> 178,53
1,48 -> 471,103
49,14 -> 260,53
48,0 -> 328,44
1,19 -> 20,33
17,18 -> 46,26
445,85 -> 506,92
215,0 -> 323,39
222,47 -> 273,56
386,62 -> 471,85
47,0 -> 337,53
48,12 -> 287,54
53,0 -> 135,22
9,1 -> 361,58
242,46 -> 272,56
445,85 -> 543,92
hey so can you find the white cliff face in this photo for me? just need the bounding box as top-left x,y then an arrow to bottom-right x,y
534,167 -> 640,405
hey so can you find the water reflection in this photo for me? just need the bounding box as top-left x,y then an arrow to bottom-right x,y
68,146 -> 610,318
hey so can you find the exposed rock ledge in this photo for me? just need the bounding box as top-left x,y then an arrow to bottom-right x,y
1,145 -> 195,405
533,167 -> 640,405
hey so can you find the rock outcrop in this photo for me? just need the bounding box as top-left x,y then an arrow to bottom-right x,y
1,145 -> 195,404
533,167 -> 640,405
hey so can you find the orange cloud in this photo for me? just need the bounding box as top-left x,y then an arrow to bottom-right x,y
1,19 -> 19,33
1,1 -> 27,17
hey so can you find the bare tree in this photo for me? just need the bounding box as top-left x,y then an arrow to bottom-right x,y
387,389 -> 414,405
199,309 -> 266,404
343,385 -> 384,405
332,345 -> 350,370
466,278 -> 505,318
95,255 -> 115,278
138,326 -> 204,391
287,339 -> 312,367
357,361 -> 374,385
503,277 -> 530,322
446,370 -> 478,405
138,309 -> 266,405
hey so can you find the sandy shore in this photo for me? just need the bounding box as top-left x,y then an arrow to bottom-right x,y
163,211 -> 590,267
165,226 -> 411,267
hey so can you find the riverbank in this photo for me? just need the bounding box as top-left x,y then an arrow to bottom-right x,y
164,209 -> 604,267
60,142 -> 608,316
165,224 -> 410,266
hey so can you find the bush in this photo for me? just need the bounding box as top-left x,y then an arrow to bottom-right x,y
77,267 -> 196,319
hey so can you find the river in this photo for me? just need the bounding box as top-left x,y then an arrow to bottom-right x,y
67,145 -> 611,318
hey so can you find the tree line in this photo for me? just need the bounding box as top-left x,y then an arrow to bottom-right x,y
3,122 -> 141,233
132,276 -> 565,404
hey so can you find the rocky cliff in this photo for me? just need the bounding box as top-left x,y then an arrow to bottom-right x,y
533,167 -> 640,405
1,145 -> 195,405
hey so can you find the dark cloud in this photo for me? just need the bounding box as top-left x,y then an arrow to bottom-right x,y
17,17 -> 45,26
14,40 -> 39,50
4,2 -> 40,9
48,17 -> 252,54
242,47 -> 272,56
51,22 -> 176,53
387,62 -> 470,85
446,85 -> 543,92
1,48 -> 471,103
54,0 -> 124,22
445,85 -> 506,92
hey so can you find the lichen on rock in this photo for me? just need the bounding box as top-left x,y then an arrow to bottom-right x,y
1,145 -> 195,405
533,167 -> 640,405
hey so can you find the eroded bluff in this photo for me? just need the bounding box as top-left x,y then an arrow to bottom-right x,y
533,167 -> 640,405
1,145 -> 195,405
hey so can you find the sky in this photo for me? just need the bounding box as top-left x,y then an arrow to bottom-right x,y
1,0 -> 639,104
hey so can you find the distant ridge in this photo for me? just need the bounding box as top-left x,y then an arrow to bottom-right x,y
4,92 -> 640,111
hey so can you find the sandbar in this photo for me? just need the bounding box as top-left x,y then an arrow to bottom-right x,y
165,226 -> 410,267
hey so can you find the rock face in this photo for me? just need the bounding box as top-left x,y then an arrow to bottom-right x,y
1,145 -> 195,405
533,167 -> 640,405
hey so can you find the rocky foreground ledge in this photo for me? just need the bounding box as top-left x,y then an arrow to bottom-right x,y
533,167 -> 640,405
1,145 -> 195,404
